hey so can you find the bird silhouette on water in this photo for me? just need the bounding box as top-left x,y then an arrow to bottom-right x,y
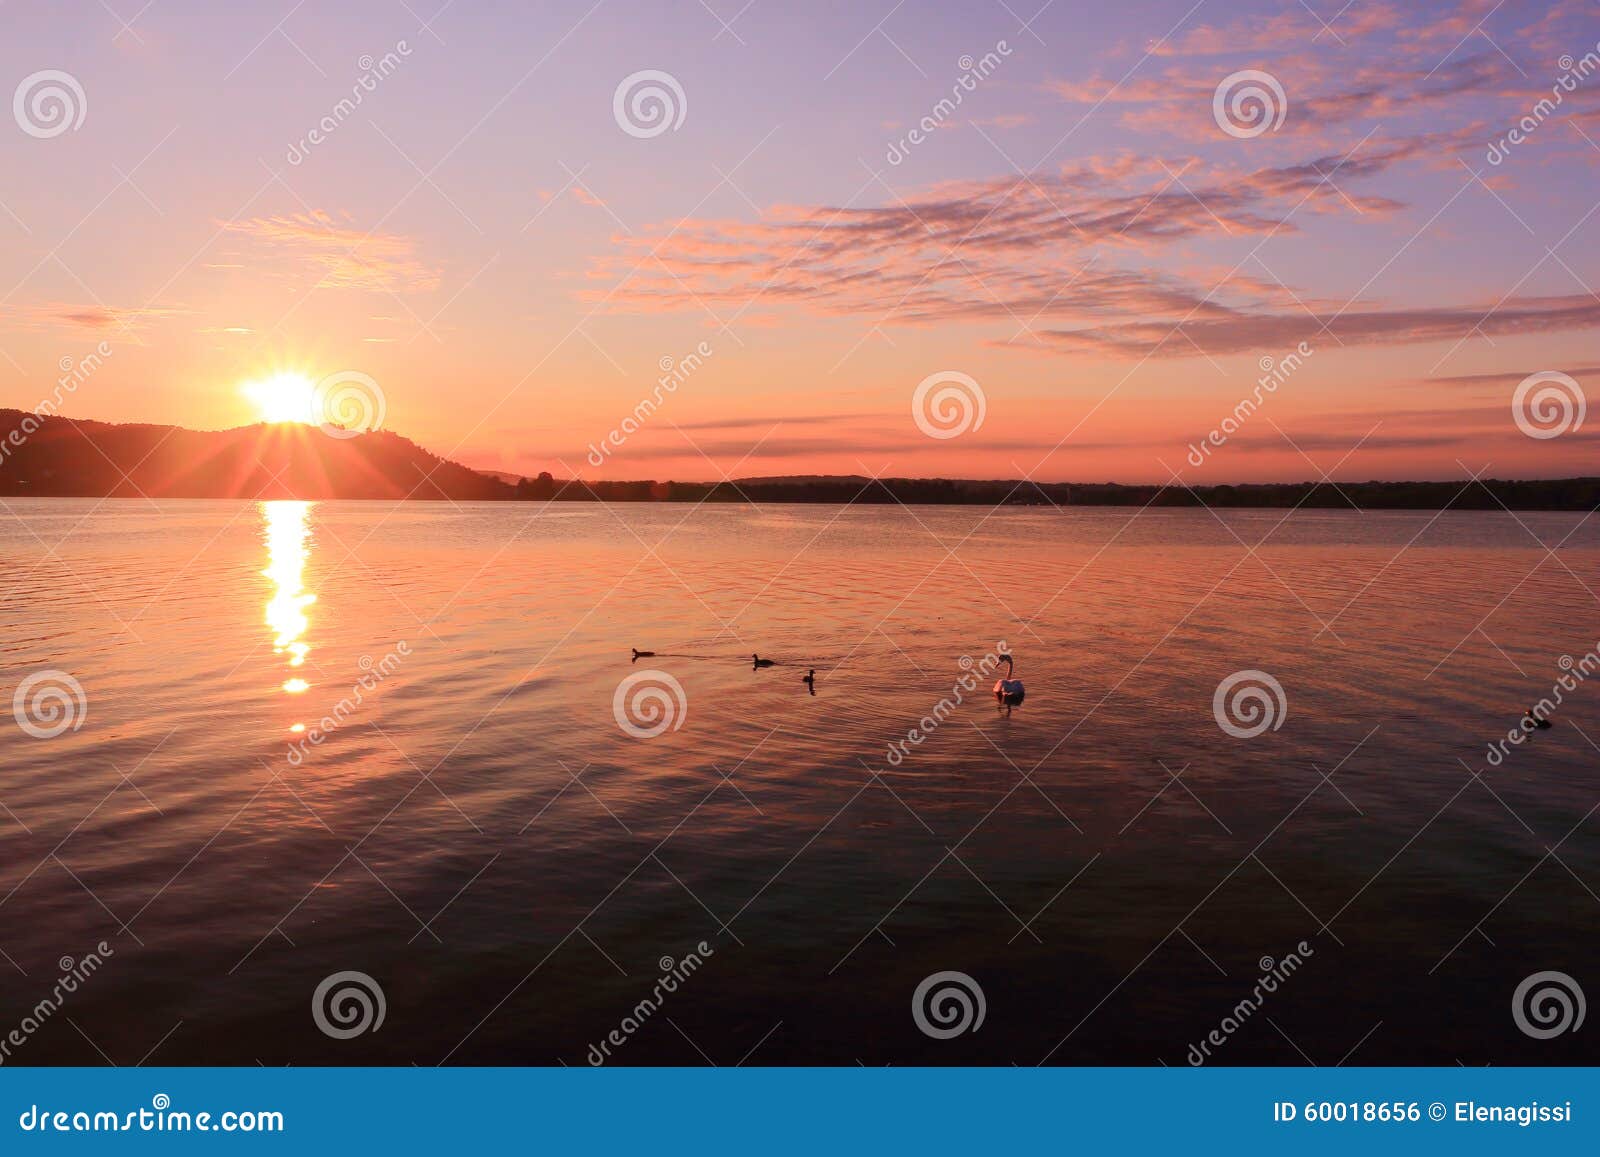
1524,708 -> 1553,731
631,648 -> 655,662
752,653 -> 775,669
802,668 -> 815,694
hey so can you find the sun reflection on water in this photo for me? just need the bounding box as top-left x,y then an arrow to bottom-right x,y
261,501 -> 315,703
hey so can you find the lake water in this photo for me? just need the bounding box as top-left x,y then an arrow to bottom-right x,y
1,499 -> 1596,1065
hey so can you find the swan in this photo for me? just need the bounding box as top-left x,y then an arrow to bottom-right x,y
993,654 -> 1025,705
752,653 -> 775,668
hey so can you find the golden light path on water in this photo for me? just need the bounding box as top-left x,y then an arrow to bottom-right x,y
261,500 -> 315,725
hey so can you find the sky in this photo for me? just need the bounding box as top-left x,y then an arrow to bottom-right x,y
1,0 -> 1597,484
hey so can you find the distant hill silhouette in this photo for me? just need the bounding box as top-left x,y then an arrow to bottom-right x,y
0,411 -> 513,500
3,410 -> 1597,509
531,474 -> 1600,510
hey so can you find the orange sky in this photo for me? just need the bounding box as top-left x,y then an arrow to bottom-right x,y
2,0 -> 1597,483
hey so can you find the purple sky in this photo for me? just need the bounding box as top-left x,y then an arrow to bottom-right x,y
1,0 -> 1597,482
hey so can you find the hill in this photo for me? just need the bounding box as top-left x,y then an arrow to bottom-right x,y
3,411 -> 1597,508
0,411 -> 514,500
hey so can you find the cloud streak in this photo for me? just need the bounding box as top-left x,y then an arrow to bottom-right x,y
221,211 -> 439,293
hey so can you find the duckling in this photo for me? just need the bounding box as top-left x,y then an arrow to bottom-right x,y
631,648 -> 655,661
1524,708 -> 1552,731
752,653 -> 775,668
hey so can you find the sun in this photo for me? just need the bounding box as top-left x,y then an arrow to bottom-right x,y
242,371 -> 317,424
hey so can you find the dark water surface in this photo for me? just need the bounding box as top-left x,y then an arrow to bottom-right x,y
1,499 -> 1596,1065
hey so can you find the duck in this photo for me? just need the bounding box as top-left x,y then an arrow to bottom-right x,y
802,668 -> 815,689
752,653 -> 775,668
631,648 -> 655,661
993,654 -> 1025,706
1524,708 -> 1552,731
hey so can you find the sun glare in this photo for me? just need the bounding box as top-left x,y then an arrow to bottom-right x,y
243,371 -> 317,425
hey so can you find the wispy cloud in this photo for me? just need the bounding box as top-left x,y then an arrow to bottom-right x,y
2,303 -> 185,336
587,125 -> 1597,360
220,210 -> 439,293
